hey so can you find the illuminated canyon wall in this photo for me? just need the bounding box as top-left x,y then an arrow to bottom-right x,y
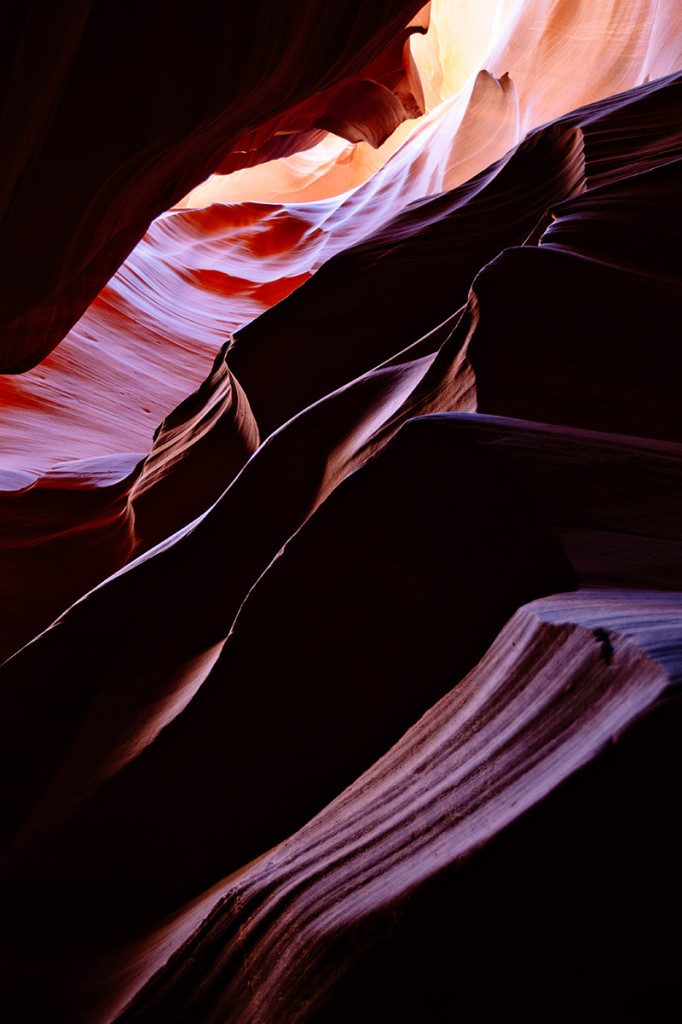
1,1 -> 681,1020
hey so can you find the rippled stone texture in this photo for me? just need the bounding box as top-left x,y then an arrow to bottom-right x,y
1,2 -> 682,1021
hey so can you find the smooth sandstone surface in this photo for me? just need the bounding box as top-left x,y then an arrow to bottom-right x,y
1,1 -> 682,1021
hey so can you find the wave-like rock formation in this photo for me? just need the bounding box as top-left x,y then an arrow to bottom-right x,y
119,589 -> 682,1023
1,1 -> 682,1021
0,0 -> 426,371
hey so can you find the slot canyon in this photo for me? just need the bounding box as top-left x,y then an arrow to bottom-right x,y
1,2 -> 681,1020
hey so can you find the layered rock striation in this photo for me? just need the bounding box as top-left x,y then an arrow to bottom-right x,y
1,2 -> 682,1021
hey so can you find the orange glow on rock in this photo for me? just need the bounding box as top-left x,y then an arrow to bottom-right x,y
1,3 -> 682,1020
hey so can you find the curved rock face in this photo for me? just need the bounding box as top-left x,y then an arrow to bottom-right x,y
118,590 -> 682,1024
1,2 -> 682,1022
0,0 -> 425,371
